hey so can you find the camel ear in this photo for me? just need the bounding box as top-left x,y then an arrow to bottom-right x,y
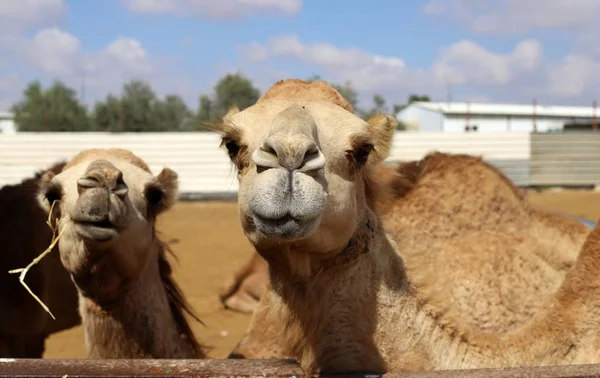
37,171 -> 62,214
366,114 -> 397,165
145,168 -> 179,216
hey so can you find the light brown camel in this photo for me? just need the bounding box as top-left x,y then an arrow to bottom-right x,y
36,148 -> 204,358
219,250 -> 267,313
213,78 -> 600,374
0,161 -> 81,358
219,151 -> 592,326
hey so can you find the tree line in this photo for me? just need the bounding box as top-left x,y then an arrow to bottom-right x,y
10,73 -> 430,132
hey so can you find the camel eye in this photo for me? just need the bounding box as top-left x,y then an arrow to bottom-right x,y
350,143 -> 374,168
223,138 -> 240,160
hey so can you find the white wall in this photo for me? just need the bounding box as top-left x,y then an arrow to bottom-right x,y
443,115 -> 566,133
396,106 -> 444,132
0,119 -> 16,134
0,132 -> 531,192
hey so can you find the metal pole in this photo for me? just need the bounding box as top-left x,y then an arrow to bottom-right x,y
593,100 -> 598,131
532,99 -> 537,133
466,102 -> 471,132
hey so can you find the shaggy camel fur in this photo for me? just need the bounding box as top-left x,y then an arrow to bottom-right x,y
220,152 -> 592,326
37,148 -> 204,358
214,78 -> 600,374
0,162 -> 80,358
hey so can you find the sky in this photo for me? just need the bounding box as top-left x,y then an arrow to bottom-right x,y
1,0 -> 600,112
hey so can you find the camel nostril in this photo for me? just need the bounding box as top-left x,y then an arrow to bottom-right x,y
297,141 -> 325,173
252,138 -> 283,170
112,173 -> 129,198
77,176 -> 101,195
261,140 -> 279,159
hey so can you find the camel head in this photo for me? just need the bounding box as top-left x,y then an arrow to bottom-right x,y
215,79 -> 396,269
36,148 -> 178,301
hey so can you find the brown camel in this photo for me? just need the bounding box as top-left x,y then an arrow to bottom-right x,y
36,148 -> 205,358
213,78 -> 600,374
219,141 -> 590,332
0,161 -> 80,358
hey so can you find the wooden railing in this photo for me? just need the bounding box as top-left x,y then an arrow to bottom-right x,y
3,359 -> 600,378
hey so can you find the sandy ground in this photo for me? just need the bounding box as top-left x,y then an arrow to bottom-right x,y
42,190 -> 600,359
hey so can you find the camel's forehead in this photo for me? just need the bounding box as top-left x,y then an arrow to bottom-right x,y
230,100 -> 368,142
57,149 -> 154,186
64,149 -> 151,172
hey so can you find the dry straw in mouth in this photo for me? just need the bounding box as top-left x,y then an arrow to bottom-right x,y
8,200 -> 65,320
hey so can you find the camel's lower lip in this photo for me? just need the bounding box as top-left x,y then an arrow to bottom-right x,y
74,222 -> 120,242
252,213 -> 319,240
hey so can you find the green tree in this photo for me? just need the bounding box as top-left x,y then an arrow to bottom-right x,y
93,80 -> 195,132
153,94 -> 193,131
12,80 -> 90,131
120,80 -> 158,131
197,95 -> 213,123
408,94 -> 430,103
91,94 -> 121,132
358,93 -> 388,120
197,72 -> 261,124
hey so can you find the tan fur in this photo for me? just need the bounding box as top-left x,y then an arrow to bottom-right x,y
38,149 -> 204,359
257,79 -> 355,113
64,148 -> 151,173
220,78 -> 600,374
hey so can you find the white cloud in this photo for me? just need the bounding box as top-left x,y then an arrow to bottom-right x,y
0,73 -> 22,111
424,0 -> 600,35
546,55 -> 600,98
432,39 -> 542,85
237,42 -> 268,62
239,34 -> 600,106
0,26 -> 199,111
0,0 -> 67,33
239,34 -> 411,96
121,0 -> 302,19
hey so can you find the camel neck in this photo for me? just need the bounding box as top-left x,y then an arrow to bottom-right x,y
78,243 -> 200,359
265,211 -> 405,373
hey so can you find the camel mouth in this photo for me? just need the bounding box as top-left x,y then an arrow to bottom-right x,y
73,220 -> 121,242
252,212 -> 320,240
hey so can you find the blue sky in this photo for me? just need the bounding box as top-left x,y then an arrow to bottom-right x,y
1,0 -> 600,112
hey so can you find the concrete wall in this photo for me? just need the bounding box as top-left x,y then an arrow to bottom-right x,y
0,132 -> 532,192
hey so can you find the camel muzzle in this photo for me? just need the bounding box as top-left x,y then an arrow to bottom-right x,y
70,160 -> 130,242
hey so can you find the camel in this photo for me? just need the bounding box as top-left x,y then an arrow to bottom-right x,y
35,148 -> 205,358
0,161 -> 81,358
212,78 -> 600,374
219,162 -> 594,319
219,250 -> 268,313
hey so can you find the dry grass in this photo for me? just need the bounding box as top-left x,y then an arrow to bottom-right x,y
8,200 -> 65,320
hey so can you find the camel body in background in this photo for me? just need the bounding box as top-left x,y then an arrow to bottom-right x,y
0,162 -> 80,357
